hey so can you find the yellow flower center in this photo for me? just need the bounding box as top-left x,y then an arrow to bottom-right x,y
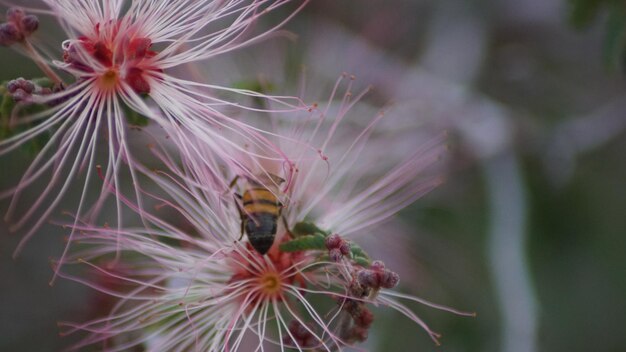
258,271 -> 282,297
99,69 -> 119,90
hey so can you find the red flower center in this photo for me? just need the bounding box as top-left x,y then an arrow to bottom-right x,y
64,22 -> 160,94
228,233 -> 307,306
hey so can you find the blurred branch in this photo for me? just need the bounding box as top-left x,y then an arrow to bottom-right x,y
451,92 -> 539,352
420,5 -> 539,350
484,151 -> 538,352
304,6 -> 544,350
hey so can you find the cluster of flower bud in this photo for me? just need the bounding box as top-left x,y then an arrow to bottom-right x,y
7,78 -> 36,102
356,260 -> 400,290
334,260 -> 401,343
342,298 -> 375,342
325,233 -> 350,262
0,8 -> 39,46
6,77 -> 60,104
283,320 -> 318,348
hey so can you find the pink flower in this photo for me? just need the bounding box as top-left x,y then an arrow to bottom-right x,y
0,1 -> 307,267
56,75 -> 473,350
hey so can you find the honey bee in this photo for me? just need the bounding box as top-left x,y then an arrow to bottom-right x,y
231,173 -> 285,255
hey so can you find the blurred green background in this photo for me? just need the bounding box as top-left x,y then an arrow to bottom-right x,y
1,0 -> 626,351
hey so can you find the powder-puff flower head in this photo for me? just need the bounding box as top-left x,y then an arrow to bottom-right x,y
0,1 -> 307,263
57,75 -> 473,350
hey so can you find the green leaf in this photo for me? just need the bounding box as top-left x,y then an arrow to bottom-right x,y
568,0 -> 605,29
350,242 -> 371,266
232,79 -> 276,109
0,92 -> 15,122
32,77 -> 54,89
123,105 -> 150,126
353,256 -> 372,267
603,2 -> 626,70
232,79 -> 275,93
280,233 -> 327,252
285,221 -> 373,264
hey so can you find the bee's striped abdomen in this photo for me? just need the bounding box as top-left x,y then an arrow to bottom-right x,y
242,187 -> 280,255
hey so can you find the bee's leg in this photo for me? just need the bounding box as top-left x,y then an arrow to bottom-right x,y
233,193 -> 245,241
281,216 -> 289,232
233,194 -> 243,213
222,176 -> 240,197
277,200 -> 290,231
228,176 -> 240,189
238,218 -> 246,241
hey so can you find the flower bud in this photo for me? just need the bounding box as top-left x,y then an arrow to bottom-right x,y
2,8 -> 39,44
0,22 -> 20,46
325,233 -> 341,249
6,7 -> 25,23
326,233 -> 351,261
10,90 -> 30,102
357,269 -> 379,288
353,306 -> 374,328
357,260 -> 400,290
284,320 -> 317,348
370,260 -> 385,272
339,242 -> 351,256
20,15 -> 39,35
7,78 -> 36,102
380,270 -> 400,289
7,78 -> 36,94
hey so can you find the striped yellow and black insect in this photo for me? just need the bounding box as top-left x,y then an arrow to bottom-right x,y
231,174 -> 285,255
